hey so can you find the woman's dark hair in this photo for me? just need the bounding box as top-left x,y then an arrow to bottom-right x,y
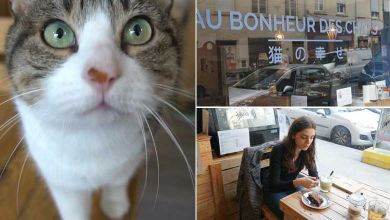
283,116 -> 316,173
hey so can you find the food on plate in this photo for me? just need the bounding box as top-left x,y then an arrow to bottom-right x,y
307,192 -> 324,207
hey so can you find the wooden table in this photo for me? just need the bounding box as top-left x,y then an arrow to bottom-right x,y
280,179 -> 390,220
365,98 -> 390,106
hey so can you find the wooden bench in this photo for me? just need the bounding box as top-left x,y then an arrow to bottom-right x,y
208,146 -> 279,220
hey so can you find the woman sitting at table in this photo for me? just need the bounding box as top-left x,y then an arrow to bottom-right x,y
264,116 -> 319,220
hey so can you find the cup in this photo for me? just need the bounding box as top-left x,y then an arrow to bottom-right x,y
368,200 -> 388,220
319,176 -> 332,192
347,192 -> 366,219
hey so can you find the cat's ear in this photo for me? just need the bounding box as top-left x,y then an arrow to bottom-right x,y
8,0 -> 33,16
160,0 -> 190,24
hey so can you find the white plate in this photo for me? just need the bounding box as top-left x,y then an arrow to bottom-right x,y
301,191 -> 331,210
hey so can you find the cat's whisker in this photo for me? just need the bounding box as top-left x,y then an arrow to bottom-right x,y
0,136 -> 25,179
154,85 -> 195,100
16,153 -> 29,216
152,95 -> 194,128
0,113 -> 20,132
136,113 -> 148,204
0,117 -> 21,144
141,112 -> 160,209
153,83 -> 194,96
143,105 -> 195,190
0,87 -> 46,97
0,101 -> 41,135
0,88 -> 46,108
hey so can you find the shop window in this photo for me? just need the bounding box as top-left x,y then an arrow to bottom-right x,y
197,0 -> 389,106
252,0 -> 267,14
316,0 -> 325,11
293,67 -> 334,106
337,2 -> 346,15
285,0 -> 297,16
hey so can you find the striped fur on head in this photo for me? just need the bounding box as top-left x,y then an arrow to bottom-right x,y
6,0 -> 182,106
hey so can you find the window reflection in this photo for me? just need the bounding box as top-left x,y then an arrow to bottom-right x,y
197,0 -> 390,106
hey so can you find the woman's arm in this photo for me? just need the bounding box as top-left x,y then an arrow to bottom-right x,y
293,176 -> 318,188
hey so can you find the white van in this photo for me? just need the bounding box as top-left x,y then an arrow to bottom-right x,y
319,48 -> 372,81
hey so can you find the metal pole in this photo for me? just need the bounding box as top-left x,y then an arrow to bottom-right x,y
304,0 -> 308,63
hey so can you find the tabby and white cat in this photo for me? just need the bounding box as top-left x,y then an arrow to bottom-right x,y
5,0 -> 191,219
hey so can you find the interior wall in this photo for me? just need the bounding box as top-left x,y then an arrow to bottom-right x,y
0,0 -> 11,17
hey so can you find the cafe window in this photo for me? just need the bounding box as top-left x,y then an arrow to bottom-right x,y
285,0 -> 297,16
316,0 -> 325,11
252,0 -> 267,14
293,68 -> 334,106
197,0 -> 390,106
337,1 -> 346,14
371,0 -> 379,17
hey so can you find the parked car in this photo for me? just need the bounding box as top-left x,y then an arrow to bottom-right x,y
225,68 -> 252,86
228,64 -> 342,106
279,108 -> 380,146
315,48 -> 372,82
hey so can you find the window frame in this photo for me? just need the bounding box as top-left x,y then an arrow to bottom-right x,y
371,0 -> 379,18
252,0 -> 268,14
316,0 -> 325,11
337,3 -> 346,14
285,0 -> 297,16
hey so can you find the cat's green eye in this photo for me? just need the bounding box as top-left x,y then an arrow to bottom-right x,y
43,20 -> 75,49
123,17 -> 153,45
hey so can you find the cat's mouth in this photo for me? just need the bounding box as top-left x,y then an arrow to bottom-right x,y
82,101 -> 120,116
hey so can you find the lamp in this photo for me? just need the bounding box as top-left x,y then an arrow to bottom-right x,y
275,31 -> 285,40
327,23 -> 337,40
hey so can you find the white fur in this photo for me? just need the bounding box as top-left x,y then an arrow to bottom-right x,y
15,9 -> 155,220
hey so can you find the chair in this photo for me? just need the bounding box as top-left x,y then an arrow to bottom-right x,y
208,145 -> 279,220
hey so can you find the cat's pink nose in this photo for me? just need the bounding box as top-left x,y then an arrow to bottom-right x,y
87,68 -> 118,91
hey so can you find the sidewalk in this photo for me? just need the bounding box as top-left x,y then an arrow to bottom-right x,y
316,139 -> 390,193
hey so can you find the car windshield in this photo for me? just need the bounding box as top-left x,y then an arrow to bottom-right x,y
233,68 -> 287,90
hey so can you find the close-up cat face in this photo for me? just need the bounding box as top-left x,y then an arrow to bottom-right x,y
0,0 -> 194,219
6,0 -> 181,125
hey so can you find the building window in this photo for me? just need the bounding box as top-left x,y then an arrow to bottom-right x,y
371,0 -> 379,17
252,0 -> 267,14
316,0 -> 325,11
285,0 -> 297,16
337,2 -> 346,14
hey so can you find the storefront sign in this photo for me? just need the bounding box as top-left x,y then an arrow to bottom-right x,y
267,45 -> 344,64
197,9 -> 374,34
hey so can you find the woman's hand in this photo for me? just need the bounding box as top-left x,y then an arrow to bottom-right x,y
293,176 -> 319,188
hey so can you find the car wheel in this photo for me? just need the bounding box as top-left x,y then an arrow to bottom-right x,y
331,126 -> 351,146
